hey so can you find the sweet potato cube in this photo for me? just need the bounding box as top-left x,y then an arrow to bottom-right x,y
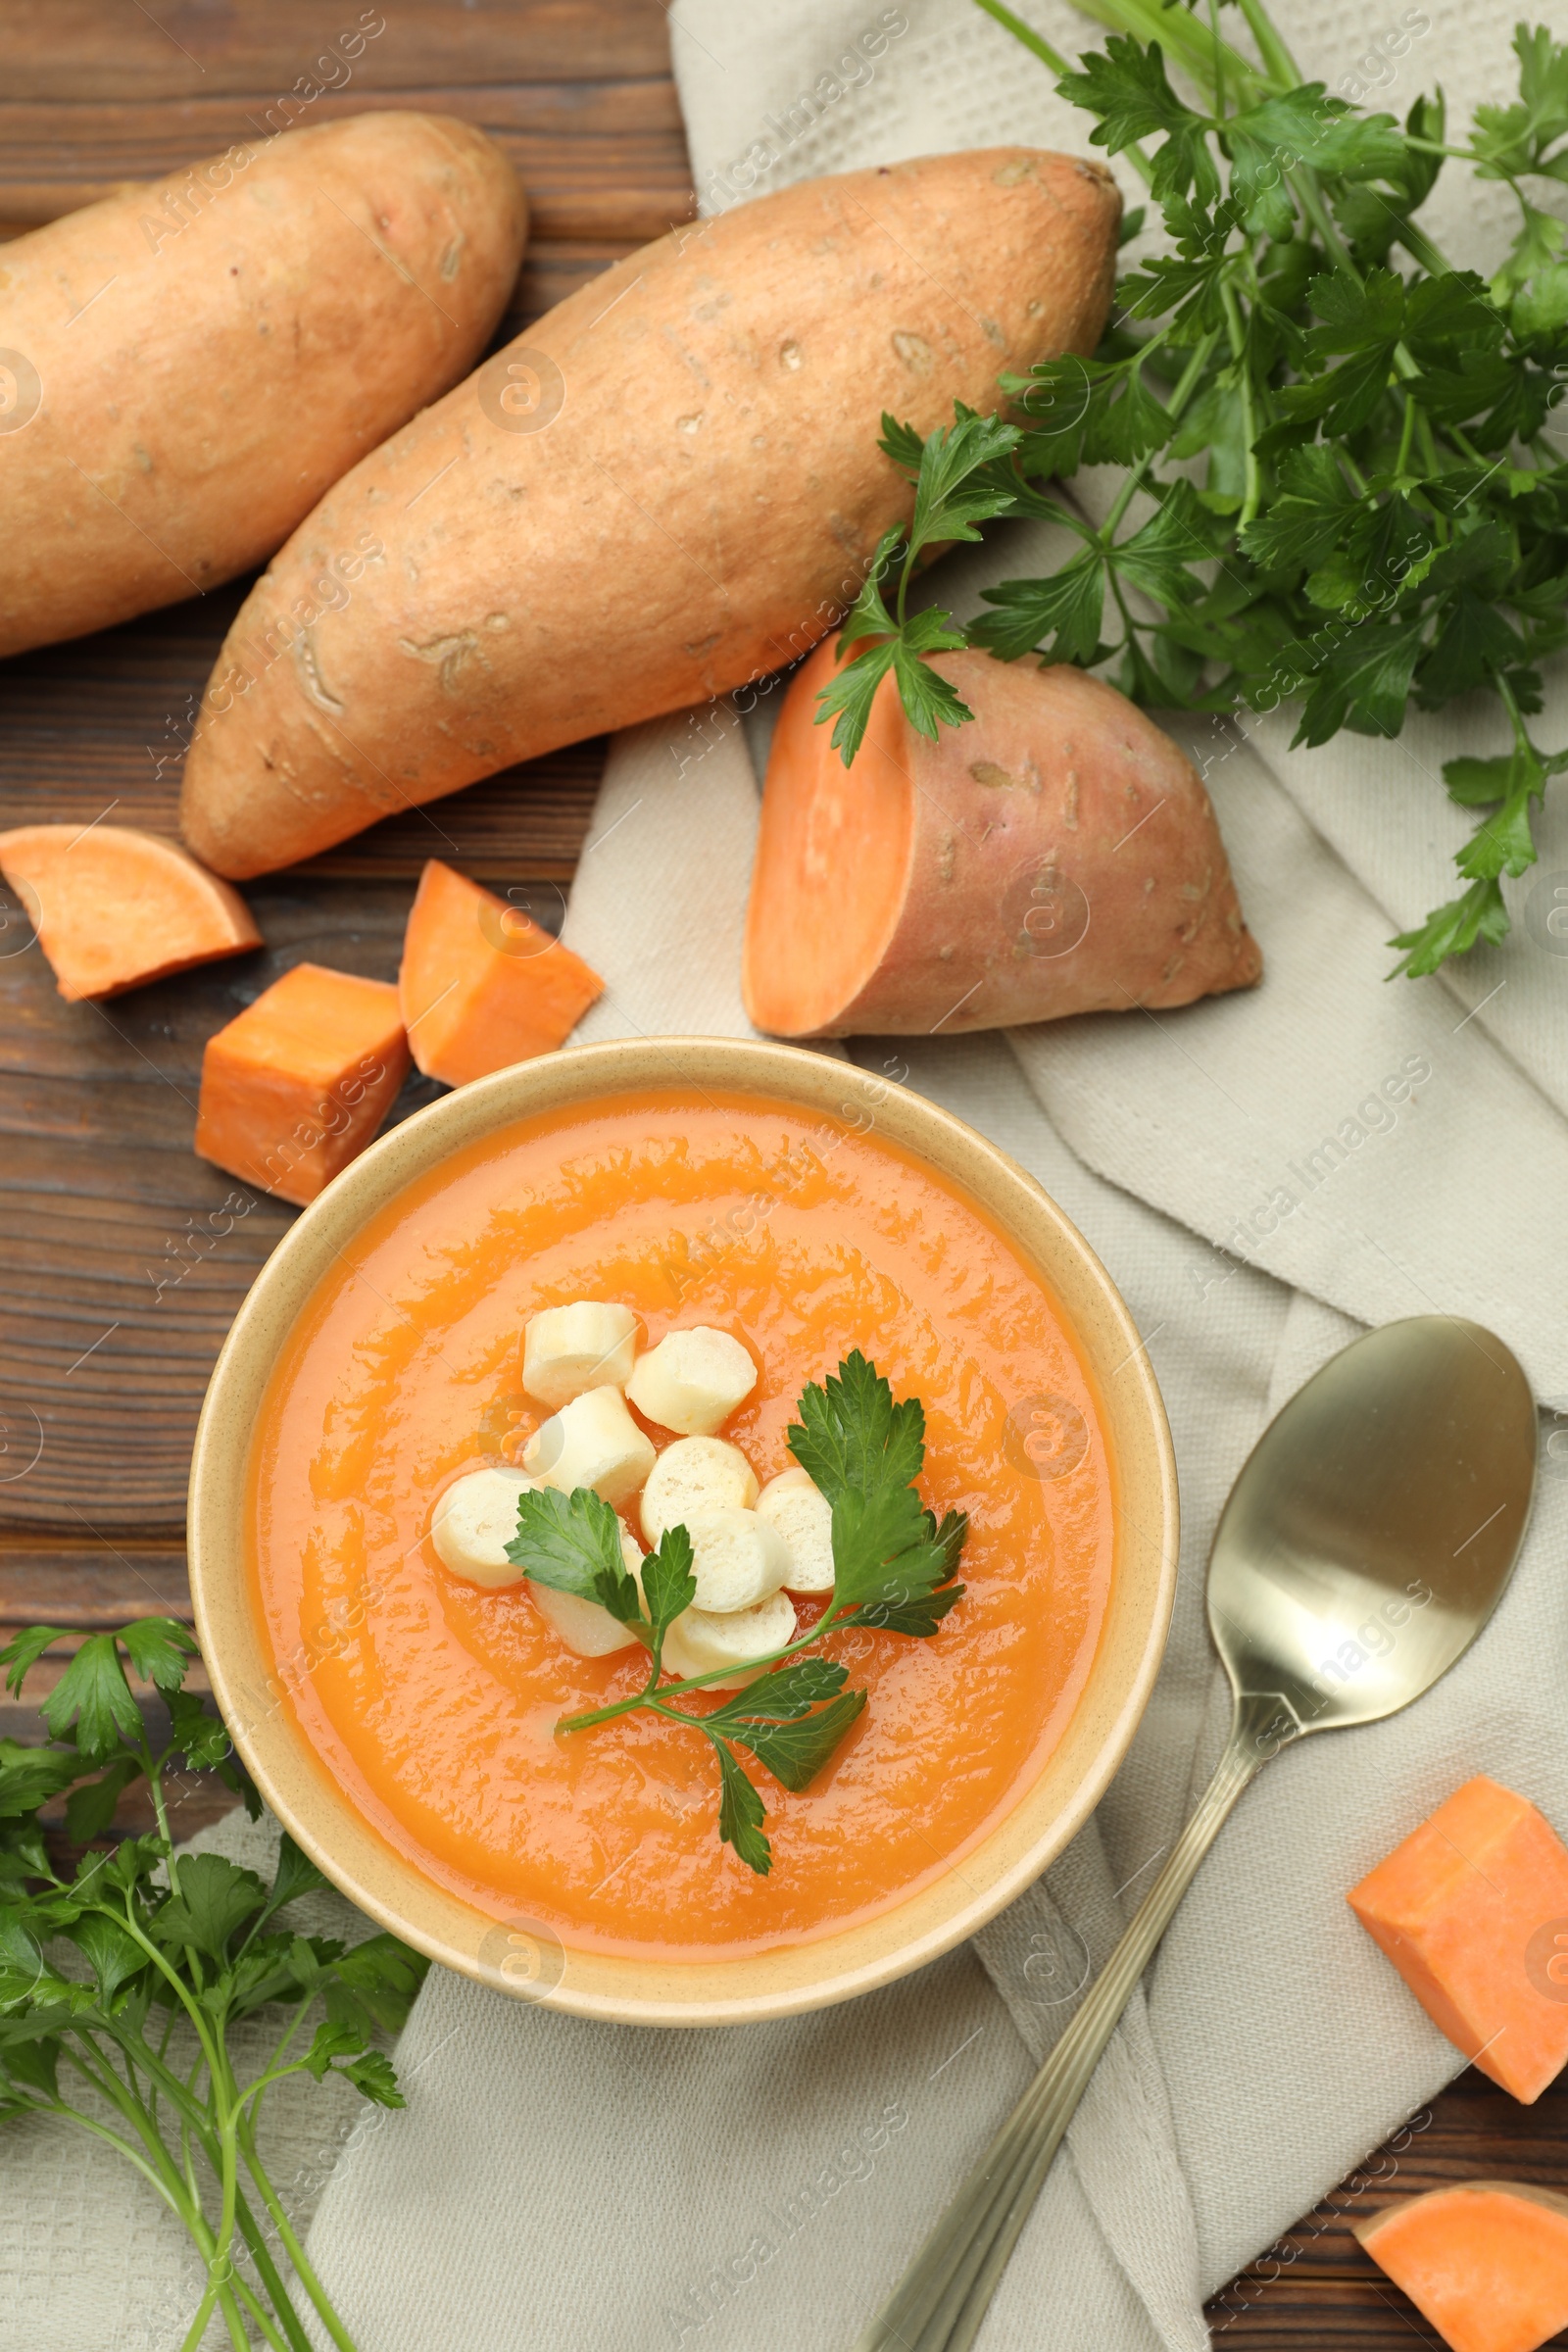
1348,1777 -> 1568,2103
399,858 -> 603,1088
195,961 -> 409,1207
0,821 -> 260,1002
1354,2182 -> 1568,2352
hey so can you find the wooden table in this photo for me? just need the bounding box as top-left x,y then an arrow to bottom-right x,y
4,9 -> 1561,2341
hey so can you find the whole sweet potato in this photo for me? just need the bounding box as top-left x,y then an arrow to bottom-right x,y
743,642 -> 1262,1036
178,147 -> 1120,878
0,114 -> 525,658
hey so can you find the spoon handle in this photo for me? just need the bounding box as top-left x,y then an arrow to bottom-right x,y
850,1691 -> 1289,2352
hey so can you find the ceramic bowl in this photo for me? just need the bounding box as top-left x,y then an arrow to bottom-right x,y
188,1035 -> 1178,2026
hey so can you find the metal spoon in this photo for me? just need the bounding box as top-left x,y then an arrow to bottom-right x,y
853,1314 -> 1538,2352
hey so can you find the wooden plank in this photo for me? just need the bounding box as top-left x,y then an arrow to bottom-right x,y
0,2 -> 676,102
0,1535 -> 191,1627
0,83 -> 692,243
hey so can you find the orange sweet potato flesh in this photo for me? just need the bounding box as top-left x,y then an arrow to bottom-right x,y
1348,1777 -> 1568,2104
179,148 -> 1121,877
743,643 -> 1262,1037
0,823 -> 260,1002
399,858 -> 603,1086
0,114 -> 525,658
195,962 -> 410,1207
1355,2184 -> 1568,2352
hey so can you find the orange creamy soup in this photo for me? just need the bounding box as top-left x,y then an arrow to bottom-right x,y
248,1087 -> 1115,1958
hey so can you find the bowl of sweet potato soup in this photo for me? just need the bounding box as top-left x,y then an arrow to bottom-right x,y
189,1037 -> 1177,2025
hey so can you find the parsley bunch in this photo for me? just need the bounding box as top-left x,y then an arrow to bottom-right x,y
507,1353 -> 967,1876
821,0 -> 1568,976
0,1620 -> 426,2352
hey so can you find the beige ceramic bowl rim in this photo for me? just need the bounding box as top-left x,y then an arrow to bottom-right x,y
188,1035 -> 1179,2028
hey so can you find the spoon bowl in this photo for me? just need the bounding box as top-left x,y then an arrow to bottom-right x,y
1210,1315 -> 1537,1737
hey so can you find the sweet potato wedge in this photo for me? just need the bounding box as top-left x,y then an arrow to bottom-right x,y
742,643 -> 1262,1036
0,822 -> 260,1002
399,858 -> 604,1085
0,113 -> 525,657
194,962 -> 410,1206
1354,2184 -> 1568,2352
178,147 -> 1121,877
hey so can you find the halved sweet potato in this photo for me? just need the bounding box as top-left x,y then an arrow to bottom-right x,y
194,962 -> 409,1206
1354,2183 -> 1568,2352
0,822 -> 260,1002
742,644 -> 1262,1038
398,859 -> 603,1086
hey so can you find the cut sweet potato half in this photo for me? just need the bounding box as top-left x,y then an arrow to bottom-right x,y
743,643 -> 1262,1038
0,822 -> 260,1002
1355,2183 -> 1568,2352
398,858 -> 603,1087
195,961 -> 410,1207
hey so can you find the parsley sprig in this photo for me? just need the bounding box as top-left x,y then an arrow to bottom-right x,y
823,1 -> 1568,977
506,1353 -> 967,1877
0,1621 -> 426,2352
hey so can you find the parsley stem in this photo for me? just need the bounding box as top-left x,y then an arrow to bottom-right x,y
240,2123 -> 363,2352
1100,330 -> 1220,539
556,1602 -> 850,1735
1289,171 -> 1358,277
1395,392 -> 1418,481
1395,218 -> 1452,277
1232,0 -> 1299,87
1218,280 -> 1263,527
967,0 -> 1073,77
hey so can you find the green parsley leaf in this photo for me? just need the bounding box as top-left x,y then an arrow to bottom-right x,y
64,1915 -> 145,2006
118,1617 -> 198,1693
63,1755 -> 142,1846
151,1853 -> 268,1965
509,1485 -> 646,1630
0,1739 -> 82,1821
39,1636 -> 144,1765
969,551 -> 1106,663
787,1354 -> 966,1632
640,1525 -> 698,1654
1059,38 -> 1221,208
0,1628 -> 69,1702
1389,878 -> 1512,976
726,1690 -> 868,1793
906,406 -> 1021,554
1240,444 -> 1359,574
1293,615 -> 1429,743
711,1740 -> 771,1876
705,1659 -> 850,1725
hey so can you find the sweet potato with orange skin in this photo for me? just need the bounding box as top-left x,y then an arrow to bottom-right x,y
195,962 -> 409,1206
0,823 -> 260,1002
1354,2184 -> 1568,2352
742,643 -> 1262,1038
178,147 -> 1121,878
0,114 -> 525,658
399,858 -> 604,1085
